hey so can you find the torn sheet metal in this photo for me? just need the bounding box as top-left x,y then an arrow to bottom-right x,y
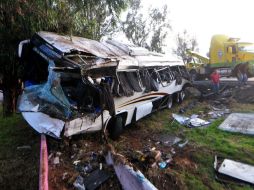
37,31 -> 119,58
136,102 -> 153,121
172,114 -> 210,127
38,31 -> 165,59
35,32 -> 182,69
18,61 -> 72,119
218,113 -> 254,135
214,156 -> 254,185
105,147 -> 157,190
172,113 -> 189,125
22,112 -> 64,138
64,111 -> 110,137
189,118 -> 210,127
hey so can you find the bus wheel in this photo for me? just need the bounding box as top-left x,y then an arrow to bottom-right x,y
178,90 -> 185,103
108,116 -> 123,140
167,95 -> 173,108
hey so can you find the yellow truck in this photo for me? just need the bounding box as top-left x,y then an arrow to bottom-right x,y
187,35 -> 254,80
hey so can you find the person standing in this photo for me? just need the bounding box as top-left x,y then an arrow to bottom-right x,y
235,62 -> 249,86
242,62 -> 249,85
210,69 -> 220,94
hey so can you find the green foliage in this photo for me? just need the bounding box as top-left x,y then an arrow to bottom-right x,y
122,0 -> 170,53
0,0 -> 129,43
0,0 -> 129,72
0,106 -> 40,189
0,0 -> 129,114
173,30 -> 199,63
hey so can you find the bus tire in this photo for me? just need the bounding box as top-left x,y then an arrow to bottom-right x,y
178,90 -> 185,104
108,116 -> 123,140
167,95 -> 173,108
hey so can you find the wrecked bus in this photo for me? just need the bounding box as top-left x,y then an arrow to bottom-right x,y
17,31 -> 191,139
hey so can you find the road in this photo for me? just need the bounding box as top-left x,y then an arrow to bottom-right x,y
194,77 -> 254,85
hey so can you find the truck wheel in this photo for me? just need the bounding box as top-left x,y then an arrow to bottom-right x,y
108,116 -> 123,140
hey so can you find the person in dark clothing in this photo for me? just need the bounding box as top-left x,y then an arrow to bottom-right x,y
242,62 -> 249,85
234,62 -> 249,86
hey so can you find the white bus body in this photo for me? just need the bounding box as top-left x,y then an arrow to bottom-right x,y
18,31 -> 191,139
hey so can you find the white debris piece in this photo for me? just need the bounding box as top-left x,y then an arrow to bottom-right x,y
53,156 -> 60,165
105,151 -> 158,190
215,157 -> 254,185
172,114 -> 210,127
218,113 -> 254,135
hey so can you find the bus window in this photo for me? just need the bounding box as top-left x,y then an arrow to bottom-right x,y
156,68 -> 173,87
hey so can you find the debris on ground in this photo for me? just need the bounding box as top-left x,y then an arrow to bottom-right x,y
172,113 -> 210,128
152,134 -> 181,147
178,140 -> 189,148
214,156 -> 254,185
189,117 -> 211,127
208,109 -> 230,119
195,81 -> 254,104
105,145 -> 158,190
45,82 -> 254,190
17,145 -> 32,150
218,113 -> 254,135
178,100 -> 198,113
73,175 -> 86,190
53,156 -> 60,165
83,169 -> 111,190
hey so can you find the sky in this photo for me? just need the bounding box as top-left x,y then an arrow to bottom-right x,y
142,0 -> 254,57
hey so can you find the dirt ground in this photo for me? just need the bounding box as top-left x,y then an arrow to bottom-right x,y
47,82 -> 254,190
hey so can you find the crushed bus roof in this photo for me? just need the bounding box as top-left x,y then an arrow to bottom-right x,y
34,31 -> 183,69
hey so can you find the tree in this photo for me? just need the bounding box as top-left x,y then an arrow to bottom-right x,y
172,30 -> 199,63
121,0 -> 170,53
0,0 -> 129,116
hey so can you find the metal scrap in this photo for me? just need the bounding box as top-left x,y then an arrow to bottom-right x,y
105,145 -> 158,190
172,113 -> 210,128
218,113 -> 254,135
214,156 -> 254,185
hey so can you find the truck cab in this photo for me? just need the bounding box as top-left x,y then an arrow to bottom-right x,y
187,35 -> 254,80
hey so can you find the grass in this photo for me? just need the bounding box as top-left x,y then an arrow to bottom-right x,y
0,106 -> 40,190
137,99 -> 254,190
0,96 -> 254,190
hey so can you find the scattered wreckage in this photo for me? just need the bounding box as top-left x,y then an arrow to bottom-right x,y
214,156 -> 254,185
18,31 -> 191,139
218,113 -> 254,135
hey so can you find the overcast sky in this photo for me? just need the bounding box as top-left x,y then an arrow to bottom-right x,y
142,0 -> 254,56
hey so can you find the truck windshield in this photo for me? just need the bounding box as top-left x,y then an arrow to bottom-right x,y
238,45 -> 254,52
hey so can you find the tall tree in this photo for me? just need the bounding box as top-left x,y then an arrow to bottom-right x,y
121,0 -> 170,53
172,30 -> 199,63
0,0 -> 129,116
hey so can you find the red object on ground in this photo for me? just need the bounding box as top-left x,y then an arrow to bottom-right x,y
210,72 -> 220,84
39,134 -> 48,190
